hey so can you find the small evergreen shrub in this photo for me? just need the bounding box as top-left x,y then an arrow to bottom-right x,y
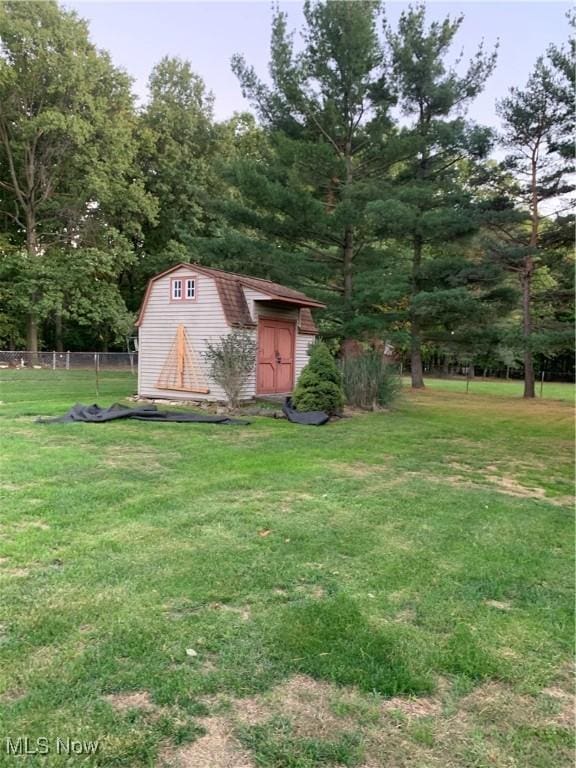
293,342 -> 344,415
340,350 -> 401,409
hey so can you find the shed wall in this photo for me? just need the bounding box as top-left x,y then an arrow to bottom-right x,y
138,273 -> 315,402
138,267 -> 256,401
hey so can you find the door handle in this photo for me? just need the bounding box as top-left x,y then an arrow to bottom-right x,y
275,351 -> 281,363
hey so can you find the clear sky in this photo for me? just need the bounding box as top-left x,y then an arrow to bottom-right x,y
65,1 -> 571,128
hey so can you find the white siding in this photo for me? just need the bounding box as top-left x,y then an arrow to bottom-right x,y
295,333 -> 314,378
138,268 -> 256,401
138,273 -> 316,402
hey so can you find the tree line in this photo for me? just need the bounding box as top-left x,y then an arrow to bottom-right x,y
0,0 -> 573,397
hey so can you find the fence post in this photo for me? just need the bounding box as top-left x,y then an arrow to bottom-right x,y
66,350 -> 70,370
466,366 -> 471,394
540,370 -> 545,398
94,353 -> 100,399
52,351 -> 56,370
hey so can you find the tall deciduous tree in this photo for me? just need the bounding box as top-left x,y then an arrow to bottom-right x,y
495,48 -> 574,397
137,56 -> 217,281
370,4 -> 497,387
0,0 -> 151,352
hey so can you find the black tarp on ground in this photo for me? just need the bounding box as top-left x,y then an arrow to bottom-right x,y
282,397 -> 330,426
36,403 -> 249,425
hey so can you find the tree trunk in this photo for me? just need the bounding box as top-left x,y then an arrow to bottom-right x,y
410,235 -> 424,388
340,139 -> 355,356
26,209 -> 40,360
343,225 -> 353,303
523,151 -> 539,399
55,312 -> 64,353
27,314 -> 39,357
410,326 -> 424,388
522,267 -> 535,398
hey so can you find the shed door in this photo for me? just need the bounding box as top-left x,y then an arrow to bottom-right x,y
257,319 -> 295,394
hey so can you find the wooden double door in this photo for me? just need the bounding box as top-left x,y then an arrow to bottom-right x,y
257,319 -> 295,394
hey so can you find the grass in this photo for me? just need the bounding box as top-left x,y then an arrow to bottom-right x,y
406,375 -> 574,402
0,369 -> 574,767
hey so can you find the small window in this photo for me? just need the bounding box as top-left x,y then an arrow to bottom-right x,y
171,275 -> 196,301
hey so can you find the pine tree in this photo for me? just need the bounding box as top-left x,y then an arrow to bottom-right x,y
494,43 -> 574,397
206,0 -> 395,342
369,4 -> 497,388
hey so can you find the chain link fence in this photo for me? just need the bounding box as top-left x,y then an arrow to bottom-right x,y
0,351 -> 138,408
0,350 -> 137,372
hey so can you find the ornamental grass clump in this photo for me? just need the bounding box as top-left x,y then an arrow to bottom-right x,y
340,350 -> 401,409
293,342 -> 344,415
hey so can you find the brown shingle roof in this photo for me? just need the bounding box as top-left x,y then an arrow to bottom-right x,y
135,262 -> 325,329
194,264 -> 325,308
298,308 -> 318,334
212,276 -> 255,327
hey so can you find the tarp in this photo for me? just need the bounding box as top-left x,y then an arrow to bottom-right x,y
36,403 -> 249,425
282,397 -> 330,426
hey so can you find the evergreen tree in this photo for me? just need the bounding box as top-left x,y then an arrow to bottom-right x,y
293,341 -> 344,414
208,0 -> 395,342
369,4 -> 497,387
494,45 -> 574,397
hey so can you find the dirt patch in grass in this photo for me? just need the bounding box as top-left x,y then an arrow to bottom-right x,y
484,599 -> 512,611
295,583 -> 326,599
0,688 -> 26,705
331,458 -> 570,507
381,694 -> 442,718
160,716 -> 254,768
0,567 -> 30,577
105,690 -> 155,713
393,606 -> 417,623
210,603 -> 252,621
236,675 -> 359,740
0,482 -> 21,491
188,673 -> 575,768
20,519 -> 50,530
541,687 -> 576,728
164,600 -> 252,622
330,462 -> 389,478
103,445 -> 173,471
0,519 -> 50,535
456,679 -> 573,732
484,473 -> 549,500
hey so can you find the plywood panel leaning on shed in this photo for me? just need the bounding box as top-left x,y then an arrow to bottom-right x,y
136,263 -> 325,403
156,324 -> 209,393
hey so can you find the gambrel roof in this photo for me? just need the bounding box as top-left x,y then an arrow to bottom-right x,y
136,263 -> 324,334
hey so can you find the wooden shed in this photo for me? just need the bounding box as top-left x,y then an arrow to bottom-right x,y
135,263 -> 325,402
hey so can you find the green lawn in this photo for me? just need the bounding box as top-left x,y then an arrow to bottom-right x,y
0,371 -> 574,767
407,375 -> 575,402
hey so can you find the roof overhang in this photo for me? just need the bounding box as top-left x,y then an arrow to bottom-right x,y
254,295 -> 326,309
